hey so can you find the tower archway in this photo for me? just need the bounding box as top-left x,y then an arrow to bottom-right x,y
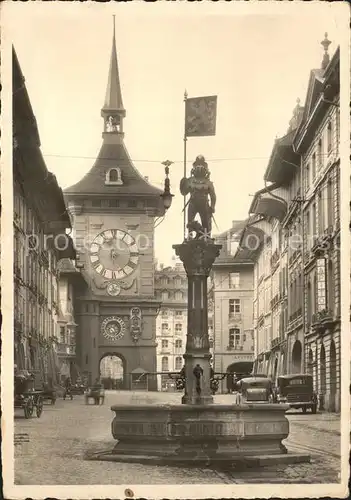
99,353 -> 125,390
291,340 -> 302,374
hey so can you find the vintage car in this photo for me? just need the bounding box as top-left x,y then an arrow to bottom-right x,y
237,375 -> 274,403
276,374 -> 317,413
70,382 -> 87,395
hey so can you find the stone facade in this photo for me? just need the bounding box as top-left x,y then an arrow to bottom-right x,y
240,38 -> 340,412
13,47 -> 76,387
296,48 -> 340,413
212,221 -> 255,392
155,263 -> 188,390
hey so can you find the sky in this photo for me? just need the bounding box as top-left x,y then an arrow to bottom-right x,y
4,2 -> 344,266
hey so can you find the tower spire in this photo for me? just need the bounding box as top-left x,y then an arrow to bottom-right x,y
101,15 -> 126,139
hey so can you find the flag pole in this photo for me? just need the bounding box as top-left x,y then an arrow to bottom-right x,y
183,90 -> 188,240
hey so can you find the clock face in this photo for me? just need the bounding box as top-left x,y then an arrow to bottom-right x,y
89,229 -> 139,280
101,316 -> 126,341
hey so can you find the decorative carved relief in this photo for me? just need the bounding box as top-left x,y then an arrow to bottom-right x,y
130,307 -> 142,343
93,277 -> 135,295
173,240 -> 221,277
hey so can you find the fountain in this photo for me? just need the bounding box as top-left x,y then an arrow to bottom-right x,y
92,156 -> 309,466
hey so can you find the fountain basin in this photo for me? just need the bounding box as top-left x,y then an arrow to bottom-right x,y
90,402 -> 309,465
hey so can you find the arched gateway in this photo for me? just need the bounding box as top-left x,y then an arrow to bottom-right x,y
99,354 -> 125,390
226,361 -> 253,392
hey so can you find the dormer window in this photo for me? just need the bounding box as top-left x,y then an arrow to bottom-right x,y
105,167 -> 123,186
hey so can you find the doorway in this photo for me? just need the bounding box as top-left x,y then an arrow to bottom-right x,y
291,340 -> 302,374
99,354 -> 125,390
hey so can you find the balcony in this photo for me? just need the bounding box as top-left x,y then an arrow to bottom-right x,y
160,349 -> 172,355
270,249 -> 280,269
289,249 -> 301,265
56,343 -> 76,356
226,345 -> 244,351
270,293 -> 280,309
311,231 -> 333,257
271,337 -> 280,350
289,308 -> 302,323
311,309 -> 336,333
228,313 -> 241,322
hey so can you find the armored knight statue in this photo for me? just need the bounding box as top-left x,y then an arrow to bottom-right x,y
180,155 -> 216,238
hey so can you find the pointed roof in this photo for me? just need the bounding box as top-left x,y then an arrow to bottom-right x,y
64,19 -> 162,200
64,140 -> 163,196
102,16 -> 124,113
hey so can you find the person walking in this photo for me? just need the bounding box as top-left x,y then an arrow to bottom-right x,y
63,376 -> 73,400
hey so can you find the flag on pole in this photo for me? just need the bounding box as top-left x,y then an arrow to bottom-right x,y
185,95 -> 217,137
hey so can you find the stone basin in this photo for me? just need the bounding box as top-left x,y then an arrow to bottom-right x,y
107,402 -> 295,464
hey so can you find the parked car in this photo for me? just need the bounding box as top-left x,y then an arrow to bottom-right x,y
237,375 -> 274,403
276,374 -> 317,413
70,383 -> 86,395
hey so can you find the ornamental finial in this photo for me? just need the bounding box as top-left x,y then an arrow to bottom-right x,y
321,32 -> 331,70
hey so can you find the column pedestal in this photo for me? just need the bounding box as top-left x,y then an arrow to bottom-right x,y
173,238 -> 222,406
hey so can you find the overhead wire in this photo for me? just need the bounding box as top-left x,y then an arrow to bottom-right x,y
41,150 -> 337,164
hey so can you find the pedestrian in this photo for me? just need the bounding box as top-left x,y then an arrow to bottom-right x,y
63,376 -> 72,400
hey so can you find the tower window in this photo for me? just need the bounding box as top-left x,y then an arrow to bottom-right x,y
105,167 -> 123,186
106,115 -> 121,133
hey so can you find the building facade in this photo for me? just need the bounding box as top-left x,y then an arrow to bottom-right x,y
13,47 -> 76,387
240,35 -> 340,411
294,41 -> 340,412
64,25 -> 164,390
155,263 -> 188,390
212,221 -> 255,393
56,258 -> 85,383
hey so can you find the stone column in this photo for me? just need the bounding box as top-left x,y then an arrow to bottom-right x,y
173,238 -> 221,405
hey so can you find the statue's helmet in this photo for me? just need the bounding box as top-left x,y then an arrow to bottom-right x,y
192,155 -> 209,177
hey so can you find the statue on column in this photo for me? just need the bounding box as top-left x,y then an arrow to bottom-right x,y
180,155 -> 216,239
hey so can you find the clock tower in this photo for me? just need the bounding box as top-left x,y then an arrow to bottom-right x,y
64,20 -> 164,390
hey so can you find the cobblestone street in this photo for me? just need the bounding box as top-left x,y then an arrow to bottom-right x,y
14,391 -> 342,485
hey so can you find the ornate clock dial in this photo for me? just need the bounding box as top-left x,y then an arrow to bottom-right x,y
90,229 -> 139,279
101,316 -> 126,341
107,282 -> 121,296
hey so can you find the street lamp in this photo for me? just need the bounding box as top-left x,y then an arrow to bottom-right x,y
160,160 -> 174,211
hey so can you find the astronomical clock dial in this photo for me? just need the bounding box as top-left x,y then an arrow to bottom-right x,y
89,229 -> 139,279
101,316 -> 126,341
